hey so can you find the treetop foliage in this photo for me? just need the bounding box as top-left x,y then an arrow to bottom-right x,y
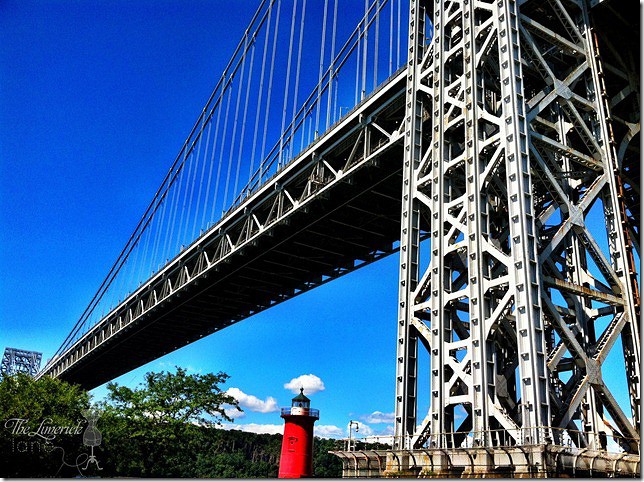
103,367 -> 240,426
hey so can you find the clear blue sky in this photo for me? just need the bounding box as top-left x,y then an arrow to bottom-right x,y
0,0 -> 400,440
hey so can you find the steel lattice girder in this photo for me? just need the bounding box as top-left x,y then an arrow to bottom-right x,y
1,347 -> 42,377
395,0 -> 640,454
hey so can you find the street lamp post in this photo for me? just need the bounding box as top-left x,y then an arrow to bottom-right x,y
347,420 -> 359,451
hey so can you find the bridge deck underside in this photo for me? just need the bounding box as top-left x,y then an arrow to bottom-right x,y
55,75 -> 409,388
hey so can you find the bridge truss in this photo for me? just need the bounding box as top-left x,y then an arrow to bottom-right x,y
394,0 -> 639,467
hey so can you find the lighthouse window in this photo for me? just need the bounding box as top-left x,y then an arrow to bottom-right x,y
288,436 -> 298,452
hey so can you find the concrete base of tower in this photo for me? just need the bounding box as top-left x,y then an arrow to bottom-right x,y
330,445 -> 640,478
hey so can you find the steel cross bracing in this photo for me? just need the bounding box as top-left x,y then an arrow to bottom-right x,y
395,0 -> 640,455
39,70 -> 409,388
1,347 -> 43,377
590,1 -> 640,256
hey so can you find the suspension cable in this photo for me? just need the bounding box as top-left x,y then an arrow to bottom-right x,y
290,0 -> 307,148
260,0 -> 282,182
314,0 -> 330,138
249,1 -> 274,182
279,0 -> 298,168
326,0 -> 339,129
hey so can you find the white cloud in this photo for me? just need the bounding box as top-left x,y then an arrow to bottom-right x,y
349,421 -> 374,436
284,374 -> 325,395
363,434 -> 394,445
226,387 -> 279,413
220,422 -> 284,435
315,425 -> 344,438
223,405 -> 245,420
346,422 -> 394,445
361,411 -> 395,424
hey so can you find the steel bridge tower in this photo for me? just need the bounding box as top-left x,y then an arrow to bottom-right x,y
1,347 -> 43,378
391,0 -> 639,475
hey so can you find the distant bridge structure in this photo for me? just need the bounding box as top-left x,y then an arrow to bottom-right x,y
37,0 -> 639,477
1,347 -> 42,378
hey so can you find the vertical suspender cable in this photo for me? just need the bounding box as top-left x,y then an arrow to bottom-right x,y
163,162 -> 184,262
279,0 -> 298,168
223,35 -> 248,212
396,0 -> 401,68
355,26 -> 361,106
314,0 -> 329,138
206,79 -> 227,225
389,0 -> 393,75
183,115 -> 206,243
170,157 -> 189,255
259,0 -> 282,183
249,2 -> 274,183
333,70 -> 339,122
183,116 -> 206,243
290,0 -> 307,153
151,190 -> 168,273
361,0 -> 368,100
192,112 -> 214,236
140,213 -> 153,285
175,150 -> 195,249
190,109 -> 211,237
217,67 -> 241,212
325,0 -> 338,129
374,0 -> 380,90
127,225 -> 142,292
233,38 -> 256,208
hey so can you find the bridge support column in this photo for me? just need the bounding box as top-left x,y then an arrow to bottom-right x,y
395,0 -> 640,458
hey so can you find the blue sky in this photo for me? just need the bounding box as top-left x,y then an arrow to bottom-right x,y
0,0 -> 400,440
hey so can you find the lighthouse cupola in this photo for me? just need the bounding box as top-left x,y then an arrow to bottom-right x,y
278,388 -> 319,478
292,388 -> 310,409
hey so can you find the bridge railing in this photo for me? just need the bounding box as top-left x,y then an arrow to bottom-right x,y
346,426 -> 639,454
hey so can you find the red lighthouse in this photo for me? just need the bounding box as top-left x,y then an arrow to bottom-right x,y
278,388 -> 319,478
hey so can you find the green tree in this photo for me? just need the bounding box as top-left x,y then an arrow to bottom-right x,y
313,437 -> 344,477
99,366 -> 240,477
0,373 -> 90,477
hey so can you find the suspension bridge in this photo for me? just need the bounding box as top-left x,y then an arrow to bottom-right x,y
35,0 -> 639,477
